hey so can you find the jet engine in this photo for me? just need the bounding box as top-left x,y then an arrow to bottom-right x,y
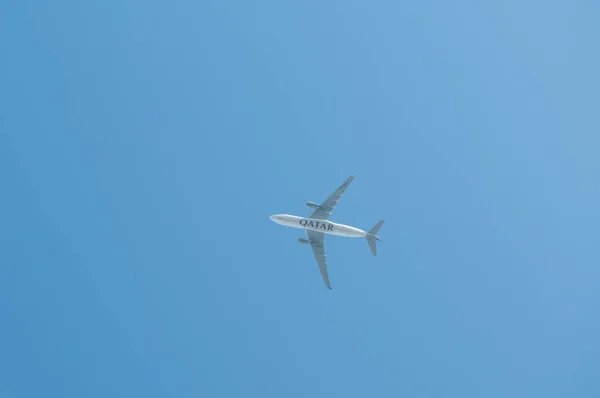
297,238 -> 311,244
306,201 -> 320,209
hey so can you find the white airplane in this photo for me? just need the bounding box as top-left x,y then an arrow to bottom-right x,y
270,176 -> 384,290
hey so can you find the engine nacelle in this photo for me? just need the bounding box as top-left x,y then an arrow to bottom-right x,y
297,238 -> 311,244
306,201 -> 320,209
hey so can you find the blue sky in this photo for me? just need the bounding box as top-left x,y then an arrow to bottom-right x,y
1,1 -> 599,397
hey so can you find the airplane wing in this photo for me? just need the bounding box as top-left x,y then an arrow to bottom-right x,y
305,230 -> 331,290
309,175 -> 355,220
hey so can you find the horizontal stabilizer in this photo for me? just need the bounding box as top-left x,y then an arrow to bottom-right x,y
366,220 -> 384,256
369,220 -> 384,235
367,238 -> 378,256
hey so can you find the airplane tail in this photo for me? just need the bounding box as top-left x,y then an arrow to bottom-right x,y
366,220 -> 384,256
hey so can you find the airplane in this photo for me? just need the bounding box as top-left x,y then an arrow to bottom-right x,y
270,176 -> 384,290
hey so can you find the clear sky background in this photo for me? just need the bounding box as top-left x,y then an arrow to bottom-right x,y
1,1 -> 599,397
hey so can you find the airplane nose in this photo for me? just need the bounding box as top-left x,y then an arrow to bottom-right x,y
269,215 -> 276,221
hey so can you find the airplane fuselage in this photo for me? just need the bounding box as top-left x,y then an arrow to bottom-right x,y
270,214 -> 367,238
